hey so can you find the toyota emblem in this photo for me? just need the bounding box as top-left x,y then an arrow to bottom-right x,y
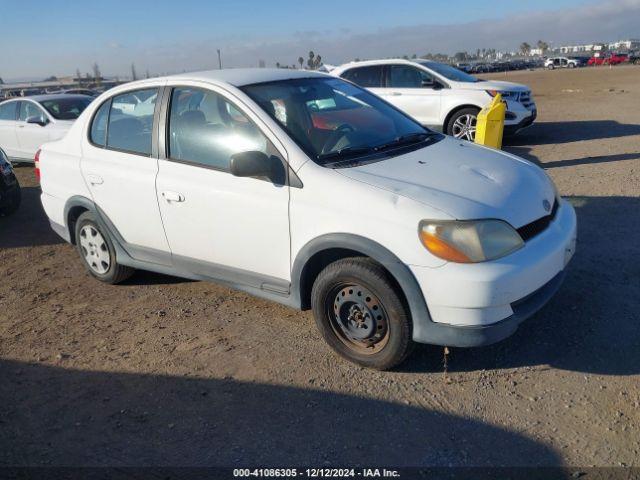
543,199 -> 551,212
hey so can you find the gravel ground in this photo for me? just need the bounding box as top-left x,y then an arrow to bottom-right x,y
0,65 -> 639,468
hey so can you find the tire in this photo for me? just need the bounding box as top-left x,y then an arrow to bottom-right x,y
547,65 -> 554,70
446,107 -> 480,142
311,257 -> 413,370
74,211 -> 134,284
0,181 -> 21,217
569,63 -> 575,68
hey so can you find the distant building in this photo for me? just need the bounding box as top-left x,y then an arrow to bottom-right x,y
529,48 -> 544,56
608,39 -> 640,50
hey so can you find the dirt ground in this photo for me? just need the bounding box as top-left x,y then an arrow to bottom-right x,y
1,65 -> 639,469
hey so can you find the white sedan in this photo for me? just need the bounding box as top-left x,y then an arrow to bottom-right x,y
39,69 -> 575,369
0,94 -> 92,163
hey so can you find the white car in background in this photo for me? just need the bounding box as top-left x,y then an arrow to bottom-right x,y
544,57 -> 582,69
39,69 -> 575,370
0,94 -> 93,163
331,59 -> 537,141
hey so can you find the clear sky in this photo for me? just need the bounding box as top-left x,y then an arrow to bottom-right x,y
0,0 -> 638,80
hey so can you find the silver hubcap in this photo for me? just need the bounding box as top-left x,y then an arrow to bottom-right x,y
452,114 -> 477,141
79,225 -> 110,274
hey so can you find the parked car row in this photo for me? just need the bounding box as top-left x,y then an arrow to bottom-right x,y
33,68 -> 576,369
458,59 -> 541,74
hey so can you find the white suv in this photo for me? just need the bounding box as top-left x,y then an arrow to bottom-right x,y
545,57 -> 581,69
331,59 -> 537,141
39,69 -> 576,370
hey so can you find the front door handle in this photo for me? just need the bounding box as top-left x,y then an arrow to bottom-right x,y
390,92 -> 402,96
162,191 -> 185,203
86,174 -> 104,185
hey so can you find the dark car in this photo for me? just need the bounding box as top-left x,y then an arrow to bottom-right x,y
0,147 -> 21,216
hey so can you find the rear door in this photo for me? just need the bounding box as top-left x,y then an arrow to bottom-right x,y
80,86 -> 171,262
15,100 -> 51,159
340,65 -> 385,97
381,64 -> 442,127
0,101 -> 19,159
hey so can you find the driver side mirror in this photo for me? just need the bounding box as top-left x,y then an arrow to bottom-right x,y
422,80 -> 443,90
230,151 -> 286,184
26,116 -> 48,127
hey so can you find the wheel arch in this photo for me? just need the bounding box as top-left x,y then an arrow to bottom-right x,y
291,234 -> 432,338
443,104 -> 482,134
63,195 -> 97,244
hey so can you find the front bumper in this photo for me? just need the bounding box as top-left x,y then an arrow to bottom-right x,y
503,98 -> 537,134
410,198 -> 577,347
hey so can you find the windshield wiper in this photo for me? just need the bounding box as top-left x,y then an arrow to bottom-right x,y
373,132 -> 433,152
317,146 -> 375,162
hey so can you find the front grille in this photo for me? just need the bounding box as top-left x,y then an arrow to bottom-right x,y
520,91 -> 534,109
517,200 -> 559,241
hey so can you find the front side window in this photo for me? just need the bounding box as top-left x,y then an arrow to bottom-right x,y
418,61 -> 479,83
167,87 -> 271,172
0,102 -> 17,120
341,66 -> 383,88
40,97 -> 92,120
242,77 -> 435,164
18,102 -> 46,122
389,65 -> 433,88
107,88 -> 157,155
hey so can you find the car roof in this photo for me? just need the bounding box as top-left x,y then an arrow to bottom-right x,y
2,93 -> 92,103
166,68 -> 328,87
334,58 -> 422,70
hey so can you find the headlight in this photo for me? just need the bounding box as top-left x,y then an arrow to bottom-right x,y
486,90 -> 519,101
418,219 -> 524,263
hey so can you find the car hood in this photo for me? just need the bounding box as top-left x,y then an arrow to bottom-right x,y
455,79 -> 530,92
336,137 -> 555,228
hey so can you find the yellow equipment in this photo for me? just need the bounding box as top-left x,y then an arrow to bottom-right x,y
474,93 -> 506,149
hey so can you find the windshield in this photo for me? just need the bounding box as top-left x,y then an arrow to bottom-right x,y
40,97 -> 93,120
242,77 -> 434,164
419,61 -> 480,83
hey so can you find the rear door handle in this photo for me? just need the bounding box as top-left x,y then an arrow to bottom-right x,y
162,191 -> 185,203
390,92 -> 402,96
86,174 -> 103,185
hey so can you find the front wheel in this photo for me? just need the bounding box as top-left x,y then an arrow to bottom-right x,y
446,107 -> 480,142
311,258 -> 413,370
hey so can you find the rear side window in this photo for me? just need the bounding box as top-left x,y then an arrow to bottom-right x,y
106,88 -> 157,155
0,102 -> 17,120
90,100 -> 111,146
167,87 -> 271,172
341,66 -> 383,88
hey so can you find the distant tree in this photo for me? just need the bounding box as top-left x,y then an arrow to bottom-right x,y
306,51 -> 323,70
0,77 -> 4,85
43,75 -> 58,82
276,62 -> 281,69
92,63 -> 102,86
536,40 -> 549,53
131,63 -> 138,81
411,53 -> 417,59
520,42 -> 531,55
298,56 -> 304,69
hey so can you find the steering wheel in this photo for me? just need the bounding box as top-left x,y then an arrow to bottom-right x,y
321,124 -> 355,155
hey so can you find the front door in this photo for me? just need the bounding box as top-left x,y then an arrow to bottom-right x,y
15,101 -> 51,159
155,85 -> 291,288
380,64 -> 442,127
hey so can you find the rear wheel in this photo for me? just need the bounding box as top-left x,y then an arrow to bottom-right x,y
446,107 -> 480,142
311,258 -> 413,370
75,211 -> 134,284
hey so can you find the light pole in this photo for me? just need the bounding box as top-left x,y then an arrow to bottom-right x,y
217,49 -> 222,69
